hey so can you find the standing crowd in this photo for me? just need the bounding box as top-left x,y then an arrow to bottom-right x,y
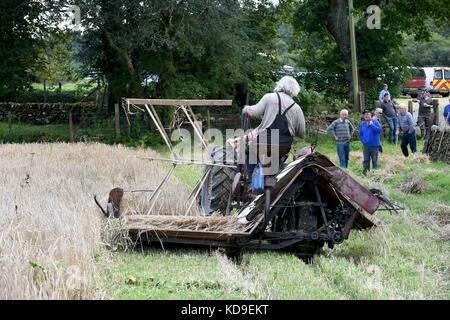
326,84 -> 448,175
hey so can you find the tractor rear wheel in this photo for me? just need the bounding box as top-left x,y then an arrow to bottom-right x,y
199,147 -> 238,215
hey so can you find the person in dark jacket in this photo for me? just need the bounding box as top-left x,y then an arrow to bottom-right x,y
414,91 -> 433,141
359,110 -> 382,175
380,93 -> 398,144
397,104 -> 417,157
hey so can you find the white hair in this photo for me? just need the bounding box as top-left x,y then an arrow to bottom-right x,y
375,108 -> 383,113
274,76 -> 300,97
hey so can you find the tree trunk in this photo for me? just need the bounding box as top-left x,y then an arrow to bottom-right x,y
103,27 -> 143,98
326,0 -> 352,100
44,80 -> 47,103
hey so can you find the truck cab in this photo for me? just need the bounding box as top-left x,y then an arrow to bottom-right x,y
402,67 -> 450,97
430,67 -> 450,97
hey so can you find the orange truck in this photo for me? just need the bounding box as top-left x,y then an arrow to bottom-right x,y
402,67 -> 450,97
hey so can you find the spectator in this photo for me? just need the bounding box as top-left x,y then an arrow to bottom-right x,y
414,91 -> 433,141
373,108 -> 385,145
326,109 -> 355,168
359,110 -> 382,175
380,93 -> 398,144
379,84 -> 390,102
397,104 -> 417,157
373,108 -> 383,122
444,97 -> 450,125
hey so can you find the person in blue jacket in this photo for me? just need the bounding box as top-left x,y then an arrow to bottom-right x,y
359,110 -> 382,175
444,97 -> 450,125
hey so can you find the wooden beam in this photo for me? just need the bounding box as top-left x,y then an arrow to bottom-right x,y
114,103 -> 120,138
7,109 -> 12,135
180,105 -> 208,149
143,104 -> 174,155
348,0 -> 360,112
68,108 -> 74,142
135,156 -> 237,168
207,110 -> 211,131
432,99 -> 439,126
126,99 -> 232,107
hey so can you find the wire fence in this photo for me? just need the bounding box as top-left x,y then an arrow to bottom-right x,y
0,101 -> 340,145
5,100 -> 442,145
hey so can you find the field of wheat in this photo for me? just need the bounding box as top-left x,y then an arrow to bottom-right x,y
0,143 -> 194,299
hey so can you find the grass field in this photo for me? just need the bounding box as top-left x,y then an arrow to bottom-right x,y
1,137 -> 449,300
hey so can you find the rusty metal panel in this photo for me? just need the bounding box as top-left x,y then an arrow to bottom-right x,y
325,167 -> 379,214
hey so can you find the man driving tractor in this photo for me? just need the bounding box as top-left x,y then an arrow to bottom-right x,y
241,76 -> 306,176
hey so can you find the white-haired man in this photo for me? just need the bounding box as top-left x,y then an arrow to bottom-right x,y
373,108 -> 383,121
326,109 -> 355,168
242,76 -> 306,175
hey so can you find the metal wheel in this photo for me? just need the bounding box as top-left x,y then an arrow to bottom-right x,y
199,147 -> 238,215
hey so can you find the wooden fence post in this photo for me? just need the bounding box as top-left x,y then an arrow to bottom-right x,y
7,107 -> 12,135
408,101 -> 413,115
69,108 -> 74,142
114,103 -> 120,138
207,109 -> 211,131
432,99 -> 439,125
359,91 -> 365,113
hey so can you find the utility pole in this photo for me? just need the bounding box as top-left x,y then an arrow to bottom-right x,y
348,0 -> 360,112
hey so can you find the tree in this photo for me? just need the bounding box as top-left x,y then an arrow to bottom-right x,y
404,32 -> 450,67
74,0 -> 279,108
34,32 -> 79,101
0,0 -> 44,100
292,0 -> 450,101
0,1 -> 76,101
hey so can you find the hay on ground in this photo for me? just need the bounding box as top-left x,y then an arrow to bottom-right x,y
408,153 -> 430,164
400,176 -> 427,194
419,204 -> 450,241
427,204 -> 450,226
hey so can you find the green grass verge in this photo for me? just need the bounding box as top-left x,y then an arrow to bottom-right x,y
0,122 -> 71,142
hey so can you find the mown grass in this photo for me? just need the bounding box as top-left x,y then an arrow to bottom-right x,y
104,250 -> 246,300
103,134 -> 449,300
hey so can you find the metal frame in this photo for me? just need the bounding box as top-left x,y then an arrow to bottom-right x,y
123,98 -> 232,215
115,99 -> 386,259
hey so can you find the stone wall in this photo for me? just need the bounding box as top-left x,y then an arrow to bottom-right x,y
0,103 -> 97,125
